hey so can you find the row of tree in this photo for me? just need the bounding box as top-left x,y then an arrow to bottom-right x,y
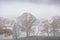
0,13 -> 60,40
40,16 -> 60,37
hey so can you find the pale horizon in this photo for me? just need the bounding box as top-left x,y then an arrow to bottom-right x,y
0,0 -> 60,19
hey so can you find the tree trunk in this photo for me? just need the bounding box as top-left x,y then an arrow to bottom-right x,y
47,30 -> 49,40
47,32 -> 49,37
26,31 -> 30,40
13,25 -> 19,40
53,27 -> 55,38
26,32 -> 29,37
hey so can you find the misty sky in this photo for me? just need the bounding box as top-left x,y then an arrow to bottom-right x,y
0,0 -> 60,19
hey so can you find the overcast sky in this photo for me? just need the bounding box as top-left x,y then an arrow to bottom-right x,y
0,0 -> 60,19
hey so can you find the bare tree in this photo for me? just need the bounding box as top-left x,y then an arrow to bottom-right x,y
0,17 -> 13,36
50,16 -> 60,37
40,19 -> 51,37
16,13 -> 36,38
9,20 -> 19,40
0,17 -> 10,29
3,29 -> 13,37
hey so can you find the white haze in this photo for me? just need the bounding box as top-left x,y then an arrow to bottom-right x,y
0,1 -> 60,19
0,0 -> 60,38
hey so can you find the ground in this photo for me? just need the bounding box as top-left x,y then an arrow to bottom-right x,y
5,36 -> 60,40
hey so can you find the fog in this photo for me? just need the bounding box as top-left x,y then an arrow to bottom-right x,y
0,0 -> 60,39
0,0 -> 60,19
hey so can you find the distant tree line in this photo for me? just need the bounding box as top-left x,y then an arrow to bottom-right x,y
0,13 -> 60,40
